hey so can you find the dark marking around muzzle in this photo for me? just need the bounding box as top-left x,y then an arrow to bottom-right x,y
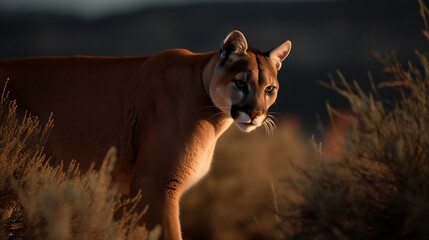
231,105 -> 239,119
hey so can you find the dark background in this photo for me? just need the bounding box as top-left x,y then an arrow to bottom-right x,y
2,1 -> 428,239
0,0 -> 426,135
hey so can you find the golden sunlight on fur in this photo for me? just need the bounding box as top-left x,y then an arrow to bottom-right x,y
0,30 -> 291,239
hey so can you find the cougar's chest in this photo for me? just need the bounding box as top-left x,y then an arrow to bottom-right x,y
171,120 -> 219,192
177,119 -> 233,191
181,141 -> 216,191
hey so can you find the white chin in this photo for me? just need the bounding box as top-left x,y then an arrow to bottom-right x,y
234,122 -> 258,132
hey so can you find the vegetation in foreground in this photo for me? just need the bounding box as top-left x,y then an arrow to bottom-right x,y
278,1 -> 429,239
1,2 -> 427,239
182,1 -> 429,240
0,80 -> 160,240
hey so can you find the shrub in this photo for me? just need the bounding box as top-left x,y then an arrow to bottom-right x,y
0,79 -> 160,240
280,1 -> 429,239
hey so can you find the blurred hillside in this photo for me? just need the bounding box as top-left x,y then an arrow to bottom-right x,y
2,1 -> 428,240
0,0 -> 426,135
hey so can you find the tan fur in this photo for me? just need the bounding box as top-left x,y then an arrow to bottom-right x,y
0,31 -> 291,239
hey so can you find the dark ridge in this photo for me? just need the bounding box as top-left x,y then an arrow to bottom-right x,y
0,0 -> 425,136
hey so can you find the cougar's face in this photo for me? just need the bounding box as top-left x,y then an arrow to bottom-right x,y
210,52 -> 279,132
209,30 -> 291,132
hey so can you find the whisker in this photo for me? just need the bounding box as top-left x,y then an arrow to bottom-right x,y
267,122 -> 273,137
210,111 -> 229,121
270,120 -> 275,136
268,116 -> 277,126
267,118 -> 275,128
269,124 -> 275,136
263,120 -> 270,136
264,116 -> 277,136
272,121 -> 278,135
268,112 -> 281,119
263,121 -> 269,136
211,112 -> 226,118
267,114 -> 279,121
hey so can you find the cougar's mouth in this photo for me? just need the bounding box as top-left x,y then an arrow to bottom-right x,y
230,106 -> 261,132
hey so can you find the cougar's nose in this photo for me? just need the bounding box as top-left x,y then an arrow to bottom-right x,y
248,110 -> 262,120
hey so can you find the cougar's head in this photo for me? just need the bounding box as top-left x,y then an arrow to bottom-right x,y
209,30 -> 291,132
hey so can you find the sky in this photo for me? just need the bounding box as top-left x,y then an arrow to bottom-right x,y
0,0 -> 337,18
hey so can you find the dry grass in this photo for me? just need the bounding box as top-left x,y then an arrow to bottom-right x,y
181,1 -> 429,239
1,2 -> 426,239
278,1 -> 429,239
181,116 -> 313,240
0,80 -> 160,240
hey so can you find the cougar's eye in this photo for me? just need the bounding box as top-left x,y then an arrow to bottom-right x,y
265,86 -> 275,94
234,80 -> 247,90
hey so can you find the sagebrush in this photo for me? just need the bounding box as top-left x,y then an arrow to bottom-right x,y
0,80 -> 160,240
279,1 -> 429,239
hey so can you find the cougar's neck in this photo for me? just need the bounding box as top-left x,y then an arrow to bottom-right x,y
199,52 -> 233,136
201,53 -> 217,97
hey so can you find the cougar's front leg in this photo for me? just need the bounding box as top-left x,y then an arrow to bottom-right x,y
130,177 -> 183,240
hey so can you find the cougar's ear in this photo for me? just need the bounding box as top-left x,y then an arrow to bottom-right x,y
220,30 -> 248,62
269,40 -> 292,71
